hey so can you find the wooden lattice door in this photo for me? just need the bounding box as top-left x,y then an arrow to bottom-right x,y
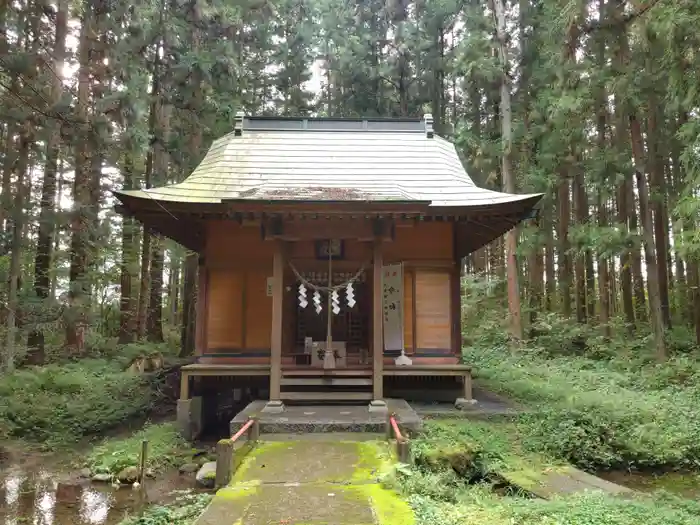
294,272 -> 368,354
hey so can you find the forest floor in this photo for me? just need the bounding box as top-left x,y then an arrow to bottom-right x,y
4,317 -> 700,524
390,312 -> 700,525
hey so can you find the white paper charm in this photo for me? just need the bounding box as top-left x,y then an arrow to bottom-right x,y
331,290 -> 340,315
346,282 -> 356,308
313,290 -> 322,314
298,283 -> 308,308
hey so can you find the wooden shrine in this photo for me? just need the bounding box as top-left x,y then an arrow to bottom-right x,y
114,113 -> 543,416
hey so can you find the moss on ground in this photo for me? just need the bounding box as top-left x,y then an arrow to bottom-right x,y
399,418 -> 700,525
412,419 -> 559,490
84,422 -> 199,477
196,439 -> 413,525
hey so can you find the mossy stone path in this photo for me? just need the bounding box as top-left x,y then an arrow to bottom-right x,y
195,437 -> 414,525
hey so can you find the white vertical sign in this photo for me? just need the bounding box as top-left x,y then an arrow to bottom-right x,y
382,263 -> 404,352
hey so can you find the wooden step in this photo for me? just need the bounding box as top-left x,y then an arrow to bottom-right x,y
282,369 -> 372,377
281,377 -> 373,386
279,391 -> 374,401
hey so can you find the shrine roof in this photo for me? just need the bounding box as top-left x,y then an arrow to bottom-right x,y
114,113 -> 543,213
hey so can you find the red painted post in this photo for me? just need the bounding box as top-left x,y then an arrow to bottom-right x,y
230,418 -> 255,443
390,416 -> 403,441
247,417 -> 260,441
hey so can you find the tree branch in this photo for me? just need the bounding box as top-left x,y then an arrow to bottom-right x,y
582,0 -> 664,34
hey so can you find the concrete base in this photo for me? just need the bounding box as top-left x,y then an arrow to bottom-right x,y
455,397 -> 479,410
368,400 -> 388,414
261,400 -> 285,414
177,397 -> 203,440
230,399 -> 422,435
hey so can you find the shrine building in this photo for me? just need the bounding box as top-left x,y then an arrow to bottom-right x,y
114,113 -> 543,435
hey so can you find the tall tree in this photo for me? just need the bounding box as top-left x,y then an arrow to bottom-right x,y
27,0 -> 68,362
490,0 -> 522,339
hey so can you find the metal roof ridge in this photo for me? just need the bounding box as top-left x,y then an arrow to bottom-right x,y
235,112 -> 437,138
243,127 -> 426,133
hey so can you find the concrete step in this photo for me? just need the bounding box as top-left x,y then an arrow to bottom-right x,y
281,377 -> 373,386
279,391 -> 374,402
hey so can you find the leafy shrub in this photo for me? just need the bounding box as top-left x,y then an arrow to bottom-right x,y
0,345 -> 167,444
401,442 -> 700,525
400,422 -> 700,525
463,341 -> 700,470
118,491 -> 213,525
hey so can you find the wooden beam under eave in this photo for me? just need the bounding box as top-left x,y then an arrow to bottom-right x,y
372,239 -> 384,400
115,205 -> 205,252
269,240 -> 285,401
262,216 -> 395,242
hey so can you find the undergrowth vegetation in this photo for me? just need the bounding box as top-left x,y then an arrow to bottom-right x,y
404,487 -> 700,525
466,341 -> 700,470
0,339 -> 178,445
461,277 -> 700,471
117,491 -> 213,525
394,420 -> 700,525
85,422 -> 191,476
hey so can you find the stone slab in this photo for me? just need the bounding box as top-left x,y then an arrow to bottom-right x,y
368,399 -> 388,414
260,400 -> 285,413
411,386 -> 522,420
177,397 -> 202,440
194,439 -> 415,525
529,467 -> 634,499
233,441 -> 384,485
197,484 -> 377,525
230,398 -> 422,436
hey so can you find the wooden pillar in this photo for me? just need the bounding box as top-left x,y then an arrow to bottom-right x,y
180,371 -> 190,400
462,371 -> 473,400
372,240 -> 384,400
451,262 -> 462,355
452,225 -> 463,357
195,258 -> 209,355
270,241 -> 284,401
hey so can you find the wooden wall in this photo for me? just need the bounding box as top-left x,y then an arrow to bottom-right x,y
390,222 -> 456,361
202,221 -> 273,363
199,219 -> 458,364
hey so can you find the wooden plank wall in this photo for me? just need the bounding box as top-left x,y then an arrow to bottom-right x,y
200,219 -> 458,364
414,270 -> 452,351
203,221 -> 273,363
389,222 -> 456,361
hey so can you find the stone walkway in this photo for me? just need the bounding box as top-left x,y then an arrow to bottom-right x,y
194,436 -> 414,525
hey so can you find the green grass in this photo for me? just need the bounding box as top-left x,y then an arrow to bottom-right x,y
0,341 -> 176,445
117,491 -> 213,525
412,420 -> 562,494
85,422 -> 192,476
406,488 -> 700,525
464,342 -> 700,470
396,286 -> 700,525
396,420 -> 700,525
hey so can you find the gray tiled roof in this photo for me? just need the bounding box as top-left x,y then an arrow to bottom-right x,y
115,115 -> 542,210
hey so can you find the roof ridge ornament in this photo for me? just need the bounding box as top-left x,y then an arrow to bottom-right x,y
424,113 -> 434,138
234,111 -> 245,137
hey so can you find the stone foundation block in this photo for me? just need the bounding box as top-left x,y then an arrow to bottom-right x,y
177,397 -> 203,440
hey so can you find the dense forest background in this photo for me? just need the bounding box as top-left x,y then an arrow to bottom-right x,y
1,0 -> 699,371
